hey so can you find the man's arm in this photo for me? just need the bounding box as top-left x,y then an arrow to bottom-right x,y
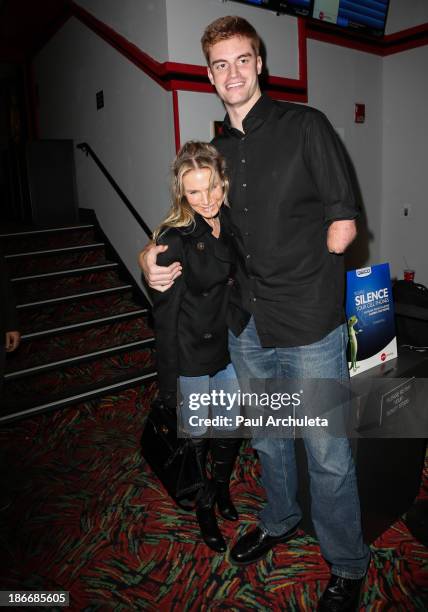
303,110 -> 359,255
327,219 -> 357,254
138,242 -> 182,292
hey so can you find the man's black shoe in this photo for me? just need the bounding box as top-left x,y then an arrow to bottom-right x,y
318,574 -> 364,611
229,525 -> 298,566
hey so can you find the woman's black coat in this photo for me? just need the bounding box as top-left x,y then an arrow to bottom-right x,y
151,207 -> 247,403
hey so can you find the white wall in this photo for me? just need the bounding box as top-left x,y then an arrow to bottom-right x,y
76,0 -> 300,76
177,91 -> 225,144
76,0 -> 169,62
166,0 -> 299,78
381,2 -> 428,284
385,0 -> 428,34
307,40 -> 383,268
380,44 -> 428,285
34,17 -> 175,286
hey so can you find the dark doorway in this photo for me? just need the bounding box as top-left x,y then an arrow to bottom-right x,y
0,63 -> 32,226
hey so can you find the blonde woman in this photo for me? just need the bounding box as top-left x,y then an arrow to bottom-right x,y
151,141 -> 244,553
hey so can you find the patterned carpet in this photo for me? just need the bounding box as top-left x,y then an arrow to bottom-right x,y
1,386 -> 427,611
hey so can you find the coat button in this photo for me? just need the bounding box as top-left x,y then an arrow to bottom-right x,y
196,241 -> 205,250
203,333 -> 213,340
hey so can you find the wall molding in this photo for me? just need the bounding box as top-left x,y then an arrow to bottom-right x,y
32,2 -> 427,102
304,20 -> 428,56
69,2 -> 308,102
67,3 -> 427,90
172,90 -> 181,153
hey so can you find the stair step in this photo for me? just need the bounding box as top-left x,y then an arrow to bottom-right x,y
11,262 -> 118,282
13,268 -> 124,302
5,338 -> 155,379
6,244 -> 109,276
2,217 -> 156,426
20,308 -> 148,340
2,348 -> 157,413
17,290 -> 142,334
17,284 -> 132,309
0,224 -> 93,238
6,315 -> 154,373
0,373 -> 158,425
1,226 -> 96,253
5,242 -> 104,259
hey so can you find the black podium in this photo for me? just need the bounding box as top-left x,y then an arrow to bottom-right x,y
296,348 -> 427,543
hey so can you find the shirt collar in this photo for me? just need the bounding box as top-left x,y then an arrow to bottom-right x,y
223,94 -> 274,136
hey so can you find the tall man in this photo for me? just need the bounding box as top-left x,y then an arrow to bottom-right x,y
140,16 -> 370,611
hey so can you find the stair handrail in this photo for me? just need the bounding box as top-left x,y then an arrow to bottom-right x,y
77,142 -> 152,239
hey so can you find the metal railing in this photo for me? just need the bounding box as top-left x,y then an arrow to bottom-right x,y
77,142 -> 152,239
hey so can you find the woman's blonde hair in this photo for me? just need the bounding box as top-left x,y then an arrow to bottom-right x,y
152,141 -> 229,242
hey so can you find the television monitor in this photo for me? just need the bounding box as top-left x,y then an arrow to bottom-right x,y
311,0 -> 390,37
230,0 -> 313,19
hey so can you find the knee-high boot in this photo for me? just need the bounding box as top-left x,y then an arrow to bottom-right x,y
211,438 -> 241,521
192,437 -> 226,553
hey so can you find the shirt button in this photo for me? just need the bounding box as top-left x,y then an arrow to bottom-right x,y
203,332 -> 212,340
242,183 -> 247,188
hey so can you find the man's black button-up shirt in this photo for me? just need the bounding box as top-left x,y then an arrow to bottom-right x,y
213,94 -> 359,348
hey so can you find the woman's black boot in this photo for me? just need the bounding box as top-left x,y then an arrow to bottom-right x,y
192,438 -> 226,553
211,438 -> 241,522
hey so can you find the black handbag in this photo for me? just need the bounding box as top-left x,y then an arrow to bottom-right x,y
141,397 -> 204,503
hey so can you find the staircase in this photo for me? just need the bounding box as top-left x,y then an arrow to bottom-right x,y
1,218 -> 157,424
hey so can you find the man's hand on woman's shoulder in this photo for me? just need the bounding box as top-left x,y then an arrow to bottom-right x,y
138,242 -> 182,292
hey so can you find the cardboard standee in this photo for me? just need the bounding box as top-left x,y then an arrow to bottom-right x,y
346,263 -> 397,376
